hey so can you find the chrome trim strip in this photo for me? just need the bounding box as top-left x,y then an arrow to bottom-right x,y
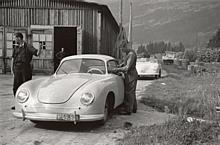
13,112 -> 104,122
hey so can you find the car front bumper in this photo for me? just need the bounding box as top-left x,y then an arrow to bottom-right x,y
138,72 -> 159,77
13,109 -> 104,123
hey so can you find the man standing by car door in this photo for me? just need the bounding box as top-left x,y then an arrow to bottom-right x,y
11,32 -> 42,110
111,40 -> 138,115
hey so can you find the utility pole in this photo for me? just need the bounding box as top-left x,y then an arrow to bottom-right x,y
128,1 -> 133,47
120,0 -> 123,24
195,32 -> 198,51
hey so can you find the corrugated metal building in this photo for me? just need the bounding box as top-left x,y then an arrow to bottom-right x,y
0,0 -> 119,74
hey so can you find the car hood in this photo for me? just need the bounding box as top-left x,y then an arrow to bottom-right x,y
37,74 -> 92,104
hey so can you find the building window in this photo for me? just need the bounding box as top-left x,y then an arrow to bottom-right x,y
6,32 -> 14,57
32,30 -> 53,59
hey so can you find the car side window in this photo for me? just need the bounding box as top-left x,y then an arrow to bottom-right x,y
107,60 -> 118,73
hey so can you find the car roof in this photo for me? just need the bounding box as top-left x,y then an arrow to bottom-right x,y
62,54 -> 115,62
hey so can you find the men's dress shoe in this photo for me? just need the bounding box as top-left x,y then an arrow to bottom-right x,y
11,106 -> 15,110
133,109 -> 137,113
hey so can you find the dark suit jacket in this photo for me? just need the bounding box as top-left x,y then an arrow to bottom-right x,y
116,49 -> 138,83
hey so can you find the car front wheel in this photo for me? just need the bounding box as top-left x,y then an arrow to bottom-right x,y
30,120 -> 44,124
99,97 -> 110,125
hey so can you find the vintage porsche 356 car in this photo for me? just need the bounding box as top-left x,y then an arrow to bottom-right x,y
136,57 -> 162,79
13,54 -> 124,124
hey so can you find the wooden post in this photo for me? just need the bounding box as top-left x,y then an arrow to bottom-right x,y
128,1 -> 133,47
119,0 -> 123,25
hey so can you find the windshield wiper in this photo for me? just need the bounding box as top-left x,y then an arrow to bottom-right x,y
60,68 -> 68,74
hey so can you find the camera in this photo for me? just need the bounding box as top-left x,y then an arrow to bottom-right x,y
12,41 -> 19,48
39,41 -> 46,50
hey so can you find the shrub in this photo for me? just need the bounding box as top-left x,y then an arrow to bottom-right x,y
197,48 -> 220,62
183,49 -> 197,62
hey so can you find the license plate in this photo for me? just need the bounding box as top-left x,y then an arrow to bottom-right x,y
57,113 -> 79,121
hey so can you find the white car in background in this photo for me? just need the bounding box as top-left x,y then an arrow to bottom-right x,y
136,57 -> 162,79
162,51 -> 176,64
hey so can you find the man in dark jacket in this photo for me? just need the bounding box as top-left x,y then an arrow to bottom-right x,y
111,41 -> 138,115
56,47 -> 66,61
11,32 -> 42,109
54,48 -> 66,71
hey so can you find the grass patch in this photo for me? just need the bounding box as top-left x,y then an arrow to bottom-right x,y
118,64 -> 220,145
140,64 -> 220,120
118,118 -> 220,145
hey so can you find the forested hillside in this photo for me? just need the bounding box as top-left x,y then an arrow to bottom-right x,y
104,0 -> 220,48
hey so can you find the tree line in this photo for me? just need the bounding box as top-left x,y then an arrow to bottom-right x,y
137,41 -> 185,57
188,28 -> 220,62
207,28 -> 220,48
137,28 -> 220,62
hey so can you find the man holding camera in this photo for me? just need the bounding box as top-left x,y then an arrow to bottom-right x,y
11,32 -> 42,109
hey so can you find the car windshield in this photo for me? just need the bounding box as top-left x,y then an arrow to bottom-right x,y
56,58 -> 106,75
149,58 -> 158,63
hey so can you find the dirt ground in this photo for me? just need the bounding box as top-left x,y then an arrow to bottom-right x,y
0,74 -> 173,145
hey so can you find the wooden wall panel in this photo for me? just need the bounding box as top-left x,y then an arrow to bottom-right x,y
0,0 -> 119,73
32,59 -> 54,74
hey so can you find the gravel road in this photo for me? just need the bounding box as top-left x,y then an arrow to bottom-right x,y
0,75 -> 172,145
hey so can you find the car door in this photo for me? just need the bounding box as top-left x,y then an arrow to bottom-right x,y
107,60 -> 124,106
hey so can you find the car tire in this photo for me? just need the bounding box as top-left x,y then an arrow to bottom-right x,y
99,97 -> 110,125
30,120 -> 44,124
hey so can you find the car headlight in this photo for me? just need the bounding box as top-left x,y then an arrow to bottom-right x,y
17,89 -> 29,103
80,92 -> 95,106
